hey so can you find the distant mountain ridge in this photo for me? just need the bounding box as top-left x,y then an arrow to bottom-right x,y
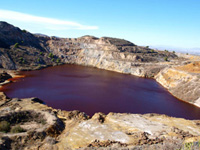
150,45 -> 200,55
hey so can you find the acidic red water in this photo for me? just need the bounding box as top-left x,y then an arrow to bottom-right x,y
1,64 -> 200,119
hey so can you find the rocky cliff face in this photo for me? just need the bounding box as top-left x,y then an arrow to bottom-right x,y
0,21 -> 41,49
155,61 -> 200,107
0,22 -> 61,70
43,35 -> 177,77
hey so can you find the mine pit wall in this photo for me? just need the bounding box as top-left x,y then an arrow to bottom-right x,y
75,48 -> 146,76
47,39 -> 200,109
47,39 -> 148,77
74,47 -> 200,108
72,43 -> 165,77
155,68 -> 200,107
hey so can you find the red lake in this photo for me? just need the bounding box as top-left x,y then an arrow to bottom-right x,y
1,64 -> 200,119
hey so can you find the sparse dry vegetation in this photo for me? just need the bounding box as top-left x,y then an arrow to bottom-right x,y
10,125 -> 26,133
0,121 -> 10,133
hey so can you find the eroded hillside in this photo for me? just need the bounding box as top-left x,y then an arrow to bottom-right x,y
0,22 -> 61,70
42,35 -> 178,77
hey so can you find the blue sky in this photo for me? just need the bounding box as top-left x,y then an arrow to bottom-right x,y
0,0 -> 200,49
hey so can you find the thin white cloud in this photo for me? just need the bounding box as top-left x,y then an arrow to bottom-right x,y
0,9 -> 98,30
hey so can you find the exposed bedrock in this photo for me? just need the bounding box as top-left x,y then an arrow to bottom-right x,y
45,35 -> 177,77
0,22 -> 62,70
155,61 -> 200,107
0,92 -> 65,150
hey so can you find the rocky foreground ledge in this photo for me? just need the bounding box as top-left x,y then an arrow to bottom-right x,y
0,92 -> 200,150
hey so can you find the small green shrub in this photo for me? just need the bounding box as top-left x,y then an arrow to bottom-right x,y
22,29 -> 27,33
39,119 -> 46,125
151,50 -> 154,53
164,50 -> 169,52
39,52 -> 43,55
19,57 -> 26,64
146,46 -> 149,49
37,58 -> 40,62
51,58 -> 54,62
164,57 -> 168,61
14,43 -> 19,48
56,58 -> 60,63
48,53 -> 54,58
0,121 -> 10,133
10,125 -> 26,133
184,142 -> 193,150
